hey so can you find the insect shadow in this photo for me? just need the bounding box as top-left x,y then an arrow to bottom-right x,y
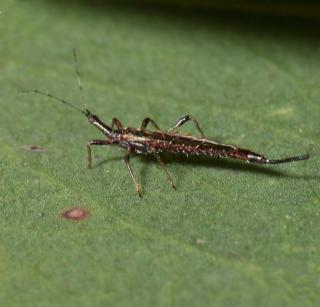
94,151 -> 315,192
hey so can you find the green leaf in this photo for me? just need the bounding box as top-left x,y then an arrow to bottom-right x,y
1,1 -> 319,306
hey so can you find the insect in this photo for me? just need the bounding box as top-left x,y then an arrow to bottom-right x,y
25,50 -> 309,197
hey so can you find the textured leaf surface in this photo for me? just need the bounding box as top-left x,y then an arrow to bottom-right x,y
1,1 -> 320,306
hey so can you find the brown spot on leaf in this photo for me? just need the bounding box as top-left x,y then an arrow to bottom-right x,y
61,208 -> 90,221
22,144 -> 47,153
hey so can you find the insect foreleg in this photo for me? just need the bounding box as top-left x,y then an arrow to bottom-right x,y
87,139 -> 113,169
168,115 -> 205,137
111,118 -> 123,129
124,151 -> 143,197
154,153 -> 176,190
140,117 -> 161,130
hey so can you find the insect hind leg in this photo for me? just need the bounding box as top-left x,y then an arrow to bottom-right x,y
168,115 -> 205,137
154,153 -> 176,190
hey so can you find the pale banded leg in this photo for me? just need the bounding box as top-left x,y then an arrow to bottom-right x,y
168,115 -> 205,137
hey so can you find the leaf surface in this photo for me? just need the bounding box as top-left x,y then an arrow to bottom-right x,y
1,1 -> 320,306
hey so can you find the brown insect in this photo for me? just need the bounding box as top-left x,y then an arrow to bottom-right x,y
25,50 -> 309,197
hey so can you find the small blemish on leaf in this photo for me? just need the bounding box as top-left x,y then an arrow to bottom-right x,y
270,107 -> 294,117
61,208 -> 90,221
195,239 -> 206,245
22,144 -> 48,153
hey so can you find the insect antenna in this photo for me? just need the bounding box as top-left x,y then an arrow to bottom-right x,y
73,48 -> 86,108
22,89 -> 85,114
266,154 -> 309,164
22,49 -> 89,115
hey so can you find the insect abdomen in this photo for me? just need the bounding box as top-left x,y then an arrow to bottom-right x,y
151,141 -> 230,158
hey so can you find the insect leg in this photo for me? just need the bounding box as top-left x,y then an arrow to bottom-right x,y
154,153 -> 176,190
124,152 -> 143,197
140,117 -> 161,130
111,118 -> 123,129
168,115 -> 205,137
87,139 -> 113,169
